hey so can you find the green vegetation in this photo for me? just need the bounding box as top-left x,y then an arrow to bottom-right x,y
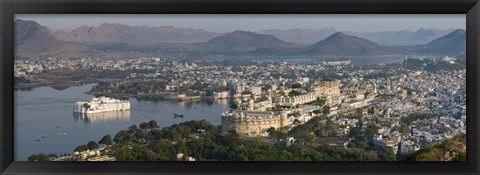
83,103 -> 91,110
28,153 -> 58,161
105,119 -> 397,161
288,90 -> 302,97
74,140 -> 99,152
401,134 -> 466,161
290,83 -> 302,89
404,59 -> 464,72
29,118 -> 404,161
322,106 -> 330,115
87,141 -> 99,150
399,124 -> 410,136
229,102 -> 238,109
315,98 -> 326,106
401,113 -> 432,125
99,135 -> 114,146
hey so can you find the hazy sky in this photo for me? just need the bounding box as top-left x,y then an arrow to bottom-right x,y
16,14 -> 465,33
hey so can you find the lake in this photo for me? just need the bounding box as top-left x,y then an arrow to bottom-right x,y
14,84 -> 229,161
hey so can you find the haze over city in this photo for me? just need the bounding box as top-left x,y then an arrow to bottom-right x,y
16,14 -> 465,33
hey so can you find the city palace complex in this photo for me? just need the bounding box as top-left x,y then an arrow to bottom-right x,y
15,56 -> 466,157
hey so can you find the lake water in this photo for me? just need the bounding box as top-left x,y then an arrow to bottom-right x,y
14,84 -> 229,161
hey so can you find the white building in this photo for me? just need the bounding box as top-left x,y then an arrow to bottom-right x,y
251,86 -> 262,95
74,96 -> 130,114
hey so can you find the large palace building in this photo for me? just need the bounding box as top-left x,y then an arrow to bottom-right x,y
277,80 -> 341,106
221,80 -> 344,137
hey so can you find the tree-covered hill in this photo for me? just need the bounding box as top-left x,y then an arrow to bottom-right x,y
401,134 -> 466,161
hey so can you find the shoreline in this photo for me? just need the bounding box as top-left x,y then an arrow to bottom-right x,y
16,82 -> 233,103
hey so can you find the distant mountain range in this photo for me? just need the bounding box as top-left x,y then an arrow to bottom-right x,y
54,22 -> 219,44
347,28 -> 456,46
403,29 -> 466,56
14,19 -> 466,58
15,19 -> 90,57
260,28 -> 455,46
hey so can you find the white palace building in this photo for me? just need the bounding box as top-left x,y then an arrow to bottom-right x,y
73,96 -> 130,114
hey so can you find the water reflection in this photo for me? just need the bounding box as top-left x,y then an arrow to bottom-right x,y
215,99 -> 229,105
15,84 -> 230,160
73,110 -> 131,123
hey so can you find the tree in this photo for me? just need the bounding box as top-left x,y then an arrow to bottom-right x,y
364,150 -> 380,161
453,152 -> 466,161
349,127 -> 361,139
28,153 -> 56,161
322,106 -> 330,115
364,92 -> 371,98
229,102 -> 238,109
288,90 -> 301,97
205,90 -> 214,96
367,107 -> 375,114
99,135 -> 113,146
293,119 -> 301,125
148,120 -> 160,129
267,127 -> 276,138
364,124 -> 378,140
400,124 -> 410,136
315,98 -> 326,106
74,145 -> 89,152
191,81 -> 203,90
356,116 -> 364,127
128,125 -> 138,134
114,130 -> 132,144
83,103 -> 91,110
87,141 -> 99,150
291,83 -> 302,88
140,122 -> 151,131
144,150 -> 158,161
135,130 -> 149,142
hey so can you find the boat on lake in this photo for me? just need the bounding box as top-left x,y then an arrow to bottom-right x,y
174,113 -> 184,118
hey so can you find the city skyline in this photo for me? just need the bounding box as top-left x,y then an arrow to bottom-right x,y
14,14 -> 467,162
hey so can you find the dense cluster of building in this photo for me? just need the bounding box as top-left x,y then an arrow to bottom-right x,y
16,55 -> 466,156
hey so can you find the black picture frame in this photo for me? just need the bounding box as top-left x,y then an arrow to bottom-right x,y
1,0 -> 479,174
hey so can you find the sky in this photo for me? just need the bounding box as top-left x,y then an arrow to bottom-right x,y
16,14 -> 465,33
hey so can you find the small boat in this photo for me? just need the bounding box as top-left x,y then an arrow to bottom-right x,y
35,139 -> 40,142
56,126 -> 61,129
173,113 -> 184,118
42,135 -> 48,138
56,132 -> 67,135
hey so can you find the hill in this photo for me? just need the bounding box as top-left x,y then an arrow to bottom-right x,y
401,134 -> 466,161
302,32 -> 399,56
14,19 -> 90,57
405,29 -> 466,56
259,28 -> 337,45
192,30 -> 299,53
54,23 -> 219,44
